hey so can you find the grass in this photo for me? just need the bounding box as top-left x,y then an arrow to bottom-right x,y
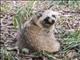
0,47 -> 16,60
13,1 -> 36,29
1,1 -> 80,60
62,29 -> 80,53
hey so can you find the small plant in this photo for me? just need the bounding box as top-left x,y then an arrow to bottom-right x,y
0,1 -> 12,13
32,51 -> 57,60
62,30 -> 80,53
1,47 -> 16,60
13,1 -> 36,29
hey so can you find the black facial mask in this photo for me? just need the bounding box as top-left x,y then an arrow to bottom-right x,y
44,17 -> 55,25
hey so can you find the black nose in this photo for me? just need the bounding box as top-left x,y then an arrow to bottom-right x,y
44,17 -> 55,25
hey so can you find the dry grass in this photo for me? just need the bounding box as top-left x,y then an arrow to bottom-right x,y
0,1 -> 80,60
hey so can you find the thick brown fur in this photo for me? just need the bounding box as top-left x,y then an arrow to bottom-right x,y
16,10 -> 60,53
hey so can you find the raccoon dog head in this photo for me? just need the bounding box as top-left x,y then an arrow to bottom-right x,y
31,10 -> 60,28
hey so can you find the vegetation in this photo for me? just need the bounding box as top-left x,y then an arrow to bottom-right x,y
1,47 -> 16,60
62,30 -> 80,53
1,0 -> 80,60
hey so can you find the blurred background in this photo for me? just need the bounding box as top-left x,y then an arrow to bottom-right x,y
0,1 -> 80,60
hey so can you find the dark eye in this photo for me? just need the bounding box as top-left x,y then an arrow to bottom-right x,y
37,13 -> 42,19
52,15 -> 56,18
